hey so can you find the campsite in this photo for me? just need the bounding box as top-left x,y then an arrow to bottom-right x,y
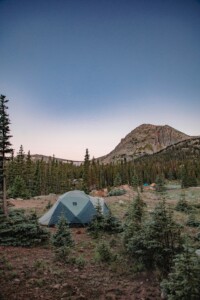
1,185 -> 200,299
1,1 -> 200,299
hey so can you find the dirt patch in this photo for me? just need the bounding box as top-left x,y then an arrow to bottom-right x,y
0,229 -> 161,300
1,186 -> 200,299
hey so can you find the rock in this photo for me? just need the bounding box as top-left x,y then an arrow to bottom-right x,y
161,289 -> 167,299
195,249 -> 200,257
53,284 -> 61,289
119,200 -> 124,205
13,278 -> 20,284
7,200 -> 15,207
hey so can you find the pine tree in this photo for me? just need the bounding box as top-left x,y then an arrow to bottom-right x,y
155,174 -> 165,192
51,214 -> 74,248
175,191 -> 190,213
0,95 -> 13,216
123,193 -> 146,247
16,145 -> 25,178
126,201 -> 183,274
9,175 -> 29,199
25,151 -> 34,194
131,174 -> 139,191
114,172 -> 122,187
161,246 -> 200,299
83,148 -> 90,194
146,201 -> 183,273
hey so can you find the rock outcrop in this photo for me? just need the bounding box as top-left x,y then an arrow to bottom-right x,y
99,124 -> 191,164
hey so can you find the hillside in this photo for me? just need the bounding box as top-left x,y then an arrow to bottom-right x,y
30,154 -> 82,166
99,124 -> 191,164
139,136 -> 200,162
132,136 -> 200,184
30,124 -> 193,165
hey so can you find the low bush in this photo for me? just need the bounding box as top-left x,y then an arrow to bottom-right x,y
0,209 -> 49,247
175,193 -> 191,213
186,214 -> 200,227
95,240 -> 114,263
87,203 -> 123,237
161,247 -> 200,300
108,189 -> 126,196
125,201 -> 183,275
51,214 -> 74,248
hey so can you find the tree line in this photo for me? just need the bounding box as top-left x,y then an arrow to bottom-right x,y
5,142 -> 200,199
1,94 -> 200,211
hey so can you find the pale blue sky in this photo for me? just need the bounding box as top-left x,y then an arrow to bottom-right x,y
1,0 -> 200,160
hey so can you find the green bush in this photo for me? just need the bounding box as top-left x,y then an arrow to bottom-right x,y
186,214 -> 200,227
161,247 -> 200,300
54,246 -> 72,263
95,240 -> 114,263
74,255 -> 86,269
51,214 -> 74,248
108,189 -> 126,196
126,201 -> 183,275
45,200 -> 53,210
8,175 -> 30,199
88,203 -> 122,237
175,193 -> 191,213
103,210 -> 123,233
87,201 -> 105,237
0,209 -> 49,247
123,193 -> 146,247
196,231 -> 200,241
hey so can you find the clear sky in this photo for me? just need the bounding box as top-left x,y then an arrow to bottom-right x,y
1,0 -> 200,160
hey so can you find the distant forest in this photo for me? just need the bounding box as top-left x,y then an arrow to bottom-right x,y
6,139 -> 200,198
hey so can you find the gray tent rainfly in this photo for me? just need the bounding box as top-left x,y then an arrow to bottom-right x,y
38,190 -> 109,226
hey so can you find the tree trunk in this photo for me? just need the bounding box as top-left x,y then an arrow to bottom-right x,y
3,160 -> 8,217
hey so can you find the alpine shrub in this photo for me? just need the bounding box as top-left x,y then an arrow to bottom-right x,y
95,240 -> 113,263
103,210 -> 123,233
126,201 -> 183,275
108,189 -> 126,196
123,193 -> 146,247
88,201 -> 122,236
175,192 -> 191,213
51,214 -> 74,248
87,200 -> 105,237
161,246 -> 200,300
186,214 -> 200,227
0,209 -> 49,246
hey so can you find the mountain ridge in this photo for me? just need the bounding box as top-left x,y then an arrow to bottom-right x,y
98,124 -> 192,164
30,124 -> 198,164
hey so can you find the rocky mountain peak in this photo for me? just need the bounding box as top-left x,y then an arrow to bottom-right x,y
99,124 -> 190,164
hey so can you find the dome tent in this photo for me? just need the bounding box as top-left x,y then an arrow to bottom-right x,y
38,190 -> 109,226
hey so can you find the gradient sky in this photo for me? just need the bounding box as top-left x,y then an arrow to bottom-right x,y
1,0 -> 200,160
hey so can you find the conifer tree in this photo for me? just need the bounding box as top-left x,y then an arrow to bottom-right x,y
161,246 -> 200,299
32,160 -> 41,196
16,145 -> 25,178
126,201 -> 183,274
155,174 -> 165,192
83,148 -> 90,194
25,150 -> 34,194
0,95 -> 13,216
131,174 -> 139,191
123,193 -> 146,246
9,175 -> 29,199
114,172 -> 122,187
52,214 -> 74,248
